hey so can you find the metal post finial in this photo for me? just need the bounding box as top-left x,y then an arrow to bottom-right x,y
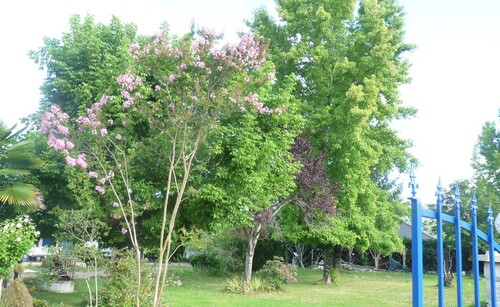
408,164 -> 419,198
488,204 -> 493,225
435,177 -> 444,202
471,193 -> 478,214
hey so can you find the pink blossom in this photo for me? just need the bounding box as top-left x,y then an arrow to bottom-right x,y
99,178 -> 106,185
108,171 -> 115,178
95,186 -> 105,194
155,85 -> 161,91
121,228 -> 128,234
111,213 -> 121,219
76,154 -> 87,168
180,62 -> 187,69
115,134 -> 122,140
217,66 -> 223,71
87,171 -> 99,178
195,61 -> 205,69
129,42 -> 140,53
66,156 -> 77,166
112,202 -> 119,207
65,140 -> 75,150
117,72 -> 142,91
191,96 -> 198,102
107,119 -> 114,125
168,74 -> 176,82
54,139 -> 65,150
57,124 -> 69,135
100,128 -> 108,136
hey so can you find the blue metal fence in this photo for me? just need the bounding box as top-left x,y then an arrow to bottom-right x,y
409,168 -> 500,307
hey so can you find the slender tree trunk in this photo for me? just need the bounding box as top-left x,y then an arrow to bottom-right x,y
0,278 -> 3,303
369,250 -> 381,270
402,248 -> 407,268
243,224 -> 262,284
94,255 -> 99,307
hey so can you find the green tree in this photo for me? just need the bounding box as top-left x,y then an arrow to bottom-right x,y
250,0 -> 415,282
40,28 -> 288,306
472,111 -> 499,204
192,75 -> 302,283
28,15 -> 138,243
0,122 -> 44,212
30,14 -> 137,117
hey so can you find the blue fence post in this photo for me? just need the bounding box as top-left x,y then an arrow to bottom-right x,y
470,193 -> 480,307
488,205 -> 497,307
436,179 -> 445,307
409,167 -> 423,307
454,185 -> 463,307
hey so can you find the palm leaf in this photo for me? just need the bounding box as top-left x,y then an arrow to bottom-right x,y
0,169 -> 30,176
0,182 -> 45,210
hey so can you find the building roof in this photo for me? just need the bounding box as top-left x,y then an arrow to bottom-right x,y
398,222 -> 435,240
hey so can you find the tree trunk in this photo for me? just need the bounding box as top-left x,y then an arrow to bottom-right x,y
402,247 -> 407,268
322,246 -> 333,284
243,224 -> 262,284
0,278 -> 3,303
323,245 -> 342,284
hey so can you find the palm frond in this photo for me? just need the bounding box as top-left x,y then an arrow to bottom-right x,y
0,182 -> 45,211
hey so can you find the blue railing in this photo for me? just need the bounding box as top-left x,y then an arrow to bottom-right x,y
409,168 -> 500,307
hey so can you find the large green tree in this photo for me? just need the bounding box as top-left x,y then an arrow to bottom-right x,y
191,74 -> 302,283
0,121 -> 44,213
28,15 -> 137,243
250,0 -> 415,281
30,14 -> 137,116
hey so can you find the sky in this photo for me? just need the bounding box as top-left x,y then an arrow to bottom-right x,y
0,0 -> 498,205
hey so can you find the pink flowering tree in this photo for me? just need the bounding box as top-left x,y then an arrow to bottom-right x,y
41,28 -> 289,306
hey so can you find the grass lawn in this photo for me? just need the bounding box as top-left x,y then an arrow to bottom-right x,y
28,266 -> 485,306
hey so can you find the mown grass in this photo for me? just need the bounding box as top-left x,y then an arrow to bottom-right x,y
28,266 -> 485,306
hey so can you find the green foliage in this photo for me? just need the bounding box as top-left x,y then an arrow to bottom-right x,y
0,216 -> 39,278
225,276 -> 264,294
189,254 -> 226,276
249,0 -> 416,254
30,15 -> 137,116
37,246 -> 78,285
327,267 -> 341,286
256,257 -> 297,291
0,121 -> 44,211
100,249 -> 154,307
186,231 -> 245,275
0,279 -> 33,307
31,298 -> 52,307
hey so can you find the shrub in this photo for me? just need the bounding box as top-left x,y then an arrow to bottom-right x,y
189,254 -> 226,276
0,279 -> 33,307
225,276 -> 264,293
100,249 -> 154,307
256,257 -> 297,291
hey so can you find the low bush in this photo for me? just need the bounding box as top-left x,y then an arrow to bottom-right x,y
1,279 -> 33,307
100,249 -> 154,307
189,254 -> 226,276
225,276 -> 264,293
257,257 -> 297,291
